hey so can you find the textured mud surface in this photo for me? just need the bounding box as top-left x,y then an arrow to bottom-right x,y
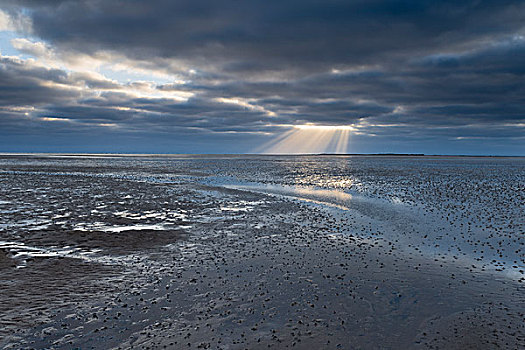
0,155 -> 523,349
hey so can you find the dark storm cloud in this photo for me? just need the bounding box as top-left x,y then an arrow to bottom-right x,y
16,0 -> 525,71
1,0 -> 524,153
0,55 -> 281,134
0,56 -> 80,106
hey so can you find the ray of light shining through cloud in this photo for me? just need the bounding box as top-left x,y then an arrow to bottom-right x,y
257,125 -> 353,154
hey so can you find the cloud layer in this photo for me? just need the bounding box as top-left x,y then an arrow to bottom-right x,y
0,1 -> 524,154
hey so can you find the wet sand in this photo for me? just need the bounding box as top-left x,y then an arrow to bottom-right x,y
0,155 -> 523,349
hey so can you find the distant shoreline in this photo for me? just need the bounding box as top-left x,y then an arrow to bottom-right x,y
316,153 -> 523,158
0,152 -> 523,158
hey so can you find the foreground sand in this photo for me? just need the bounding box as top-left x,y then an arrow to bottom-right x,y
0,155 -> 523,349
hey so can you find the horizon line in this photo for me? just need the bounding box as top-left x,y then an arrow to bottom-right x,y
0,152 -> 523,158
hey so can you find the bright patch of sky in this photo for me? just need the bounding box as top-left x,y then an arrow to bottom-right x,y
1,31 -> 177,86
97,66 -> 175,85
0,31 -> 31,58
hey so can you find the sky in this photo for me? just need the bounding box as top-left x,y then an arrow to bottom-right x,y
0,0 -> 524,155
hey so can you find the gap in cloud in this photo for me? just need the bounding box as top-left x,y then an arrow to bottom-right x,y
5,33 -> 189,87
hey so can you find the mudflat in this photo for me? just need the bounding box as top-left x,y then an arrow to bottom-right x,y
0,155 -> 523,349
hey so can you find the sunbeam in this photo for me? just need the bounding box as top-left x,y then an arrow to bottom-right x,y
257,124 -> 354,154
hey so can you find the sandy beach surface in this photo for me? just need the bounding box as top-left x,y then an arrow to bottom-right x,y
0,155 -> 523,349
